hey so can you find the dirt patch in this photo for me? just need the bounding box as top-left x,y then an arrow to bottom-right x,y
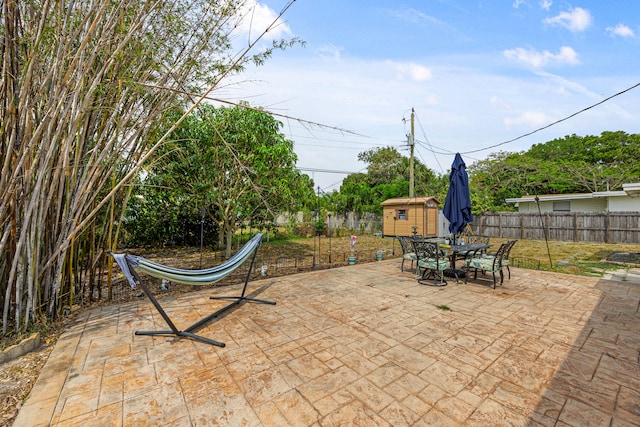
6,235 -> 633,424
0,324 -> 63,427
0,235 -> 393,424
606,252 -> 640,265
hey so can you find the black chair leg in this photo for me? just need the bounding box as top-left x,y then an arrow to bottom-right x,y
418,268 -> 447,286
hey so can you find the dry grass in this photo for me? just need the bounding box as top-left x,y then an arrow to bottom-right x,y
260,234 -> 640,277
1,233 -> 638,425
471,237 -> 640,276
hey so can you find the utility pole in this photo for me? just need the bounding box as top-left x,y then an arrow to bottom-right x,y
409,108 -> 415,198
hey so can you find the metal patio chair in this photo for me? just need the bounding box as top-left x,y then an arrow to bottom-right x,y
413,240 -> 451,286
464,241 -> 511,288
397,236 -> 417,272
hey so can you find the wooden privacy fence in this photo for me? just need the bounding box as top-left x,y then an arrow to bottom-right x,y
470,212 -> 640,244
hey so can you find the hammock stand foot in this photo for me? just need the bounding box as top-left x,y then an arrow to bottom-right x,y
135,330 -> 226,347
210,295 -> 276,305
134,284 -> 276,348
112,234 -> 274,348
133,279 -> 235,347
132,263 -> 276,347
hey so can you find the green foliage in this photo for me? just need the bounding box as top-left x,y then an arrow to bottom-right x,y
326,131 -> 640,216
334,147 -> 438,214
125,186 -> 219,247
468,131 -> 640,212
314,218 -> 326,234
126,105 -> 313,252
421,173 -> 449,207
0,0 -> 305,333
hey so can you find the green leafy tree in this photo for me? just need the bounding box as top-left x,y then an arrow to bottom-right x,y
337,147 -> 438,214
0,0 -> 301,334
358,147 -> 407,185
423,173 -> 450,208
131,105 -> 310,257
527,131 -> 640,192
469,151 -> 534,210
468,131 -> 640,211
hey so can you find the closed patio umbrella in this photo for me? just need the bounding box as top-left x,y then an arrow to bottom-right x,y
443,153 -> 473,243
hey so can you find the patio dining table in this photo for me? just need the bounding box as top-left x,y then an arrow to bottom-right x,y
441,243 -> 491,279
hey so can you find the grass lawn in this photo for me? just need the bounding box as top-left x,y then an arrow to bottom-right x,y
258,234 -> 640,277
486,237 -> 640,276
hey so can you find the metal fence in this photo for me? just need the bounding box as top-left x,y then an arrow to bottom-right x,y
468,211 -> 640,244
101,248 -> 389,303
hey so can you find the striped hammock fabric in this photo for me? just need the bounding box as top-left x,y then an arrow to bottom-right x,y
112,233 -> 263,288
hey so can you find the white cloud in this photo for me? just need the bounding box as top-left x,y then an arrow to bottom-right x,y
504,111 -> 552,128
423,94 -> 439,105
409,64 -> 433,81
512,0 -> 527,9
539,0 -> 552,11
544,7 -> 592,32
504,46 -> 579,68
392,62 -> 433,82
316,44 -> 343,61
491,96 -> 512,112
389,8 -> 446,27
236,1 -> 291,40
606,23 -> 636,38
387,8 -> 470,42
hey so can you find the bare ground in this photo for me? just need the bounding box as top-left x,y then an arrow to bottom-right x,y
1,234 -> 638,426
0,235 -> 389,426
0,324 -> 64,427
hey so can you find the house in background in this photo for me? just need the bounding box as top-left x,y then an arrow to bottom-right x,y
381,196 -> 440,237
505,182 -> 640,213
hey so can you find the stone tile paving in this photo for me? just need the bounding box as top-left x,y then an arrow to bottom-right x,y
14,261 -> 640,426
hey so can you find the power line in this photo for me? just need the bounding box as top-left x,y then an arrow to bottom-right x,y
291,133 -> 399,145
298,167 -> 358,174
461,81 -> 640,155
302,76 -> 640,183
319,166 -> 369,192
414,113 -> 446,172
135,83 -> 372,139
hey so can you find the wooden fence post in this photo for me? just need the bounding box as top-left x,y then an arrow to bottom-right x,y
446,211 -> 638,244
546,213 -> 550,241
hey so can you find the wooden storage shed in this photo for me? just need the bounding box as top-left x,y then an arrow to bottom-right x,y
381,196 -> 440,237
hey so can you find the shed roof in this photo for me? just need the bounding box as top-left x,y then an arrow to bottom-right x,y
380,196 -> 440,206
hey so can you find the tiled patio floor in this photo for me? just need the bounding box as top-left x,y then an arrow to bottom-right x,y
14,260 -> 640,426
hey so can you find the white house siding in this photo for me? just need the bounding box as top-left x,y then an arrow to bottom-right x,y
608,196 -> 640,211
511,195 -> 639,213
516,202 -> 544,213
571,198 -> 607,212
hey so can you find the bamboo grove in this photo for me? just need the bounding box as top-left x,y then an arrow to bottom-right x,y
0,0 -> 298,336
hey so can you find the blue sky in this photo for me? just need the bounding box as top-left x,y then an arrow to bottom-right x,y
219,1 -> 640,191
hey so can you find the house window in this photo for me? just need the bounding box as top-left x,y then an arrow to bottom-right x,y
553,201 -> 570,212
397,209 -> 408,220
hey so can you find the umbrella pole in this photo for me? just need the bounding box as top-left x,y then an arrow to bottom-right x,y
534,192 -> 553,268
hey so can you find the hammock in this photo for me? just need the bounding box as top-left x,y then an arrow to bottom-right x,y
110,233 -> 275,347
